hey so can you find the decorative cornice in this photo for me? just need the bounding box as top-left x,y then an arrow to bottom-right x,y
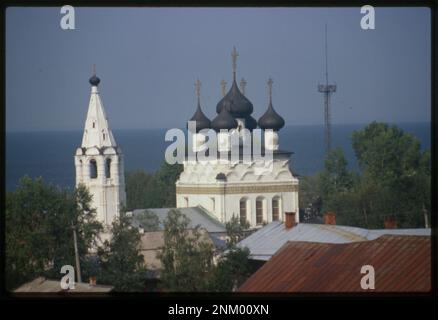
176,183 -> 298,195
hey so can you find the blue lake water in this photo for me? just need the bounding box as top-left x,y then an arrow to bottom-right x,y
5,123 -> 430,191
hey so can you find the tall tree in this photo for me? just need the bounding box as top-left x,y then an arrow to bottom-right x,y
208,247 -> 252,292
150,162 -> 183,208
319,147 -> 354,214
299,174 -> 323,223
97,212 -> 148,292
158,209 -> 214,292
5,177 -> 102,290
125,170 -> 154,210
351,122 -> 430,227
225,215 -> 250,248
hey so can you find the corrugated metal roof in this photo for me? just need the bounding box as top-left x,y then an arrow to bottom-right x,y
238,235 -> 431,292
131,206 -> 226,233
237,221 -> 430,261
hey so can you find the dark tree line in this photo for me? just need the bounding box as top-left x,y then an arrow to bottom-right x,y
125,162 -> 183,210
300,122 -> 430,228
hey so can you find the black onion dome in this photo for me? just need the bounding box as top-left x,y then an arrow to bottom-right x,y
216,80 -> 253,118
188,102 -> 211,132
258,101 -> 285,131
245,115 -> 258,130
89,75 -> 100,86
211,104 -> 238,131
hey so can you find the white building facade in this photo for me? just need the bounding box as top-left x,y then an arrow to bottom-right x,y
74,73 -> 126,227
176,48 -> 299,227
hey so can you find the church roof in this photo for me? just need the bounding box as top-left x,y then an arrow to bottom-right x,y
216,79 -> 254,118
245,114 -> 258,130
211,105 -> 238,131
258,101 -> 285,131
81,73 -> 117,149
258,78 -> 285,131
189,101 -> 211,132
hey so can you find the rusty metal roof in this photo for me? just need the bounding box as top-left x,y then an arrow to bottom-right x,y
237,221 -> 431,261
238,235 -> 431,292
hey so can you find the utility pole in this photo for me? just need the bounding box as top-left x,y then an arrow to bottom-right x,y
72,222 -> 82,283
318,24 -> 337,154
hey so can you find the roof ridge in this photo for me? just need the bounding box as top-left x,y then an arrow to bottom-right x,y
315,224 -> 368,242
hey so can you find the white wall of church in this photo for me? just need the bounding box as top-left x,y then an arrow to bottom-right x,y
176,190 -> 298,227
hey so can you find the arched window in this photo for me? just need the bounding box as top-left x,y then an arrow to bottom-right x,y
90,159 -> 98,179
105,158 -> 111,178
256,197 -> 264,225
239,198 -> 247,225
272,197 -> 280,221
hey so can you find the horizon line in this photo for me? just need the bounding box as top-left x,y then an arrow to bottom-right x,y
6,120 -> 431,134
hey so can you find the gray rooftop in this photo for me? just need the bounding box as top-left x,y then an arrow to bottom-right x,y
14,277 -> 113,293
131,206 -> 226,234
237,221 -> 431,261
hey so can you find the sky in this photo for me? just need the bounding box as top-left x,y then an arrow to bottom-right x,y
6,7 -> 431,131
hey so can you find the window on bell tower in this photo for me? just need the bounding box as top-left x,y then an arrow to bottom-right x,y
90,159 -> 98,179
105,158 -> 111,178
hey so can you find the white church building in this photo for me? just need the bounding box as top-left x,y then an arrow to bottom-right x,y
176,48 -> 299,227
74,72 -> 126,227
74,48 -> 298,229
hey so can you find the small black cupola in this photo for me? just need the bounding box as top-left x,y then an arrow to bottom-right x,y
188,79 -> 211,132
258,78 -> 285,131
211,102 -> 238,131
89,64 -> 100,86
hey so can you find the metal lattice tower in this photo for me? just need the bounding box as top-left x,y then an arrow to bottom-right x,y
318,24 -> 336,153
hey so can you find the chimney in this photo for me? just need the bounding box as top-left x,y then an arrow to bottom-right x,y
384,215 -> 397,229
89,276 -> 97,286
324,212 -> 336,225
285,212 -> 296,229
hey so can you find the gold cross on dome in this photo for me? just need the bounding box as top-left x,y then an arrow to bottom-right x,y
267,78 -> 274,102
231,46 -> 239,76
220,79 -> 227,96
240,78 -> 247,95
195,79 -> 201,98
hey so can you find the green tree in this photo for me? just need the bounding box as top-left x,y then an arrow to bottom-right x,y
319,147 -> 354,214
351,122 -> 430,227
208,247 -> 252,292
150,162 -> 183,208
125,170 -> 154,210
124,162 -> 183,210
5,177 -> 102,290
225,215 -> 250,248
97,212 -> 148,292
157,209 -> 214,292
136,210 -> 160,232
299,174 -> 323,222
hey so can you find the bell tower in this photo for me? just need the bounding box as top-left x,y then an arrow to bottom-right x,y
74,69 -> 126,226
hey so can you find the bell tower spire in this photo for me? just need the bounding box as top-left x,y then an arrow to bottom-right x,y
75,69 -> 126,227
